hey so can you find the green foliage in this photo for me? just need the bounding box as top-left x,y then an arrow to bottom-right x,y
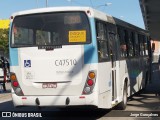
0,29 -> 9,56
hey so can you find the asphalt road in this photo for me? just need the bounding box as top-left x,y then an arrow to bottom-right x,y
0,63 -> 160,120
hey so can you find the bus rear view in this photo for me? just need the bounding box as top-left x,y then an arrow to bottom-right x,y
10,6 -> 150,110
10,7 -> 98,107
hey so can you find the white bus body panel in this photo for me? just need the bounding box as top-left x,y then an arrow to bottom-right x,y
11,45 -> 92,96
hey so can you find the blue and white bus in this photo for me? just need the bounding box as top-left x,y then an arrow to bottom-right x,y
9,7 -> 151,109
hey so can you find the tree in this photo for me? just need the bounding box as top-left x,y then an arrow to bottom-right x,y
0,29 -> 9,57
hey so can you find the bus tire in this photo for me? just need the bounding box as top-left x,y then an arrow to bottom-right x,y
117,82 -> 127,110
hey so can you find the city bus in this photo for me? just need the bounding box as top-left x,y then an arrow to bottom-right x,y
9,7 -> 151,110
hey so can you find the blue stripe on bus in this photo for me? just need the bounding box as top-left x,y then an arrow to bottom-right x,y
9,48 -> 19,66
9,22 -> 19,66
84,18 -> 98,64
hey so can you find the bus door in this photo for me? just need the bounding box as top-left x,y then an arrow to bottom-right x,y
107,23 -> 118,101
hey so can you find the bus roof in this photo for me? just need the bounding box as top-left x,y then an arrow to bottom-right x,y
11,6 -> 112,20
11,6 -> 93,16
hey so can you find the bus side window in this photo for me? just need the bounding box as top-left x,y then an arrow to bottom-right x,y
117,27 -> 127,58
128,31 -> 134,57
134,33 -> 139,56
124,30 -> 129,57
96,21 -> 109,62
138,34 -> 145,56
143,35 -> 149,56
107,24 -> 117,61
131,32 -> 136,56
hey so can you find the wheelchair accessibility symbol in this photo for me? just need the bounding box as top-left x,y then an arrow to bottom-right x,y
24,60 -> 31,67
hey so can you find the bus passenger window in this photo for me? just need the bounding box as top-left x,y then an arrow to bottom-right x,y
138,34 -> 145,56
128,31 -> 134,57
143,36 -> 149,55
96,22 -> 109,61
134,33 -> 139,56
117,28 -> 127,58
124,30 -> 130,57
131,32 -> 136,56
98,41 -> 109,58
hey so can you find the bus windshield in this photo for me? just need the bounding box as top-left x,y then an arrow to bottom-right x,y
11,12 -> 91,47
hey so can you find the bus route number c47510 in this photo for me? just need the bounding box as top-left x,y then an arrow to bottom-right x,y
55,59 -> 77,66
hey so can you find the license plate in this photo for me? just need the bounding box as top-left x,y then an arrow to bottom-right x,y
42,83 -> 57,88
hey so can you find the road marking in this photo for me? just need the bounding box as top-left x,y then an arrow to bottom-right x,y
0,98 -> 12,103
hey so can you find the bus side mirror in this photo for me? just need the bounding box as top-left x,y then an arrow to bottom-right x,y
152,43 -> 155,51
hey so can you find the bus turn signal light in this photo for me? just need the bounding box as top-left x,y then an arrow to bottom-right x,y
88,72 -> 95,79
10,74 -> 17,81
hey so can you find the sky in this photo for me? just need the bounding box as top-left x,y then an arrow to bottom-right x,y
0,0 -> 145,29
